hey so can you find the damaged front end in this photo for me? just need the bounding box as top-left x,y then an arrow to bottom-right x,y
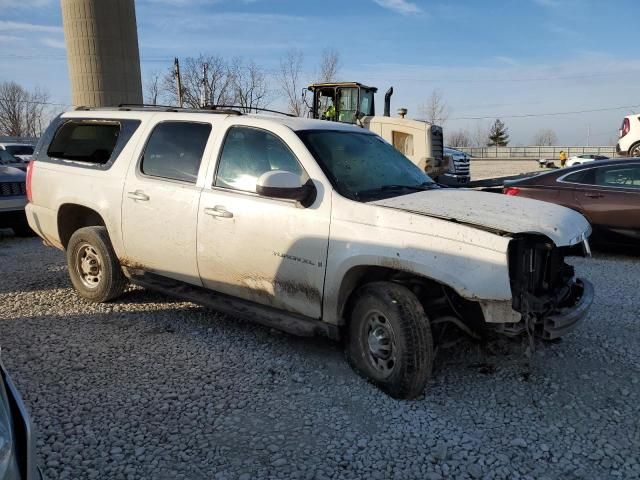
496,234 -> 594,340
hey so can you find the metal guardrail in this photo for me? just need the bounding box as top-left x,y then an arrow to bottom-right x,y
457,146 -> 617,159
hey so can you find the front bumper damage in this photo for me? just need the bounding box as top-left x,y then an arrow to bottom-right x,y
496,278 -> 594,340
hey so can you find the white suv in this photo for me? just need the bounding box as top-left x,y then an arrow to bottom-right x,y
26,106 -> 594,399
617,114 -> 640,157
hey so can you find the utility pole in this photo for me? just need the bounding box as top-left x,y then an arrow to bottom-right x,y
586,124 -> 591,147
200,62 -> 209,108
174,57 -> 183,108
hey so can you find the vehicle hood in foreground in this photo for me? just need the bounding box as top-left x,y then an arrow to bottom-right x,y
0,166 -> 26,183
372,189 -> 591,246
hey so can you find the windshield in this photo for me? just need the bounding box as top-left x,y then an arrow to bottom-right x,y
5,145 -> 33,156
0,150 -> 18,165
297,130 -> 436,201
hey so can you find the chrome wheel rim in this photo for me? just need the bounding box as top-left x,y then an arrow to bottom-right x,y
365,311 -> 396,377
75,243 -> 102,289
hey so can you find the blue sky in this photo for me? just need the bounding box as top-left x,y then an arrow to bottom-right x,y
1,0 -> 639,144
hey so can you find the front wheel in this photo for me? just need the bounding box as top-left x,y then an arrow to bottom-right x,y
346,282 -> 434,399
66,226 -> 127,303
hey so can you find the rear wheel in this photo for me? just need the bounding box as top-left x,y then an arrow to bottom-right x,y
346,282 -> 433,399
629,143 -> 640,157
66,226 -> 127,303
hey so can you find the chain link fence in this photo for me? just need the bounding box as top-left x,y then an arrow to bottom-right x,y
457,146 -> 617,159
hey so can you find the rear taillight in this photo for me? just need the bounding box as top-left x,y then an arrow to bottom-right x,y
26,160 -> 34,202
504,187 -> 520,196
620,118 -> 630,138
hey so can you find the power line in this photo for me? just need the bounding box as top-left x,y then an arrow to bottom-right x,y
450,104 -> 640,121
0,97 -> 70,107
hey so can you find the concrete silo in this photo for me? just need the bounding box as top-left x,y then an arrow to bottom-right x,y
61,0 -> 143,107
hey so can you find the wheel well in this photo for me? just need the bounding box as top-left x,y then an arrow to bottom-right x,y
337,266 -> 484,331
57,204 -> 106,249
629,141 -> 640,155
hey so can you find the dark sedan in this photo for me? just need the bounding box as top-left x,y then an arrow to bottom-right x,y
503,159 -> 640,245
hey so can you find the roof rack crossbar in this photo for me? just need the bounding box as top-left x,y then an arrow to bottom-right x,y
210,105 -> 296,117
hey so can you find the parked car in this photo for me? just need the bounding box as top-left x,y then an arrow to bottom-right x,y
617,114 -> 640,157
440,147 -> 471,185
26,107 -> 593,399
0,157 -> 32,237
504,159 -> 640,245
1,349 -> 40,480
0,143 -> 34,165
566,154 -> 609,167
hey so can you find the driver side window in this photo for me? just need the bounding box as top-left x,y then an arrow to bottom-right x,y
215,126 -> 305,193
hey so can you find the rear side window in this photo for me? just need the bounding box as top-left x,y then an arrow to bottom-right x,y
563,170 -> 588,184
141,122 -> 212,183
48,122 -> 120,164
5,145 -> 33,156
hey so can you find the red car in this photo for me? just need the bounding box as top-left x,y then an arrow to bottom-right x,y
503,159 -> 640,246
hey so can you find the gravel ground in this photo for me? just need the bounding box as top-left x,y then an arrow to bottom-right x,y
1,232 -> 639,480
471,160 -> 548,180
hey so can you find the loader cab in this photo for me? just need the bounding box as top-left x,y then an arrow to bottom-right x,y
307,82 -> 378,125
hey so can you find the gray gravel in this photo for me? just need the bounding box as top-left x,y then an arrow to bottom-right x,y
1,231 -> 639,480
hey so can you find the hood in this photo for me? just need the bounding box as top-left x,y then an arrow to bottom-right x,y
0,166 -> 26,183
372,189 -> 591,246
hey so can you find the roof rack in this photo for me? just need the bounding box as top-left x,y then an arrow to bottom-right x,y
210,105 -> 296,117
74,104 -> 242,115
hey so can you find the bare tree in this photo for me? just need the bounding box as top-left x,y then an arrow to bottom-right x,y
447,129 -> 471,148
531,128 -> 558,146
144,71 -> 162,106
278,49 -> 305,116
472,121 -> 490,147
161,55 -> 235,108
419,89 -> 450,126
0,81 -> 49,137
231,59 -> 270,113
318,48 -> 340,83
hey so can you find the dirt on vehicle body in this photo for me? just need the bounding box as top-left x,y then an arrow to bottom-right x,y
25,106 -> 593,398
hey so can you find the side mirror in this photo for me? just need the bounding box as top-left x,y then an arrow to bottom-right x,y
256,171 -> 316,207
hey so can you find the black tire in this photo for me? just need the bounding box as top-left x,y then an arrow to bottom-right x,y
11,217 -> 35,237
66,226 -> 127,303
629,142 -> 640,157
346,282 -> 434,399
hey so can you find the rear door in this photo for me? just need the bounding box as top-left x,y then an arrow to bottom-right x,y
121,118 -> 214,285
572,163 -> 640,238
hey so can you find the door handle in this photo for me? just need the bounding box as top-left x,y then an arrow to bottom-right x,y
204,206 -> 233,218
127,190 -> 150,201
584,193 -> 604,199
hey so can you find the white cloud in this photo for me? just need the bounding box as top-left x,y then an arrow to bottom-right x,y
41,38 -> 66,49
0,34 -> 23,43
373,0 -> 422,15
0,0 -> 52,7
0,20 -> 62,33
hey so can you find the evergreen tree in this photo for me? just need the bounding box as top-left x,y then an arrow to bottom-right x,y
487,119 -> 509,147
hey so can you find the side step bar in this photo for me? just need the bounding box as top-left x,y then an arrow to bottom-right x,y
124,270 -> 340,340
